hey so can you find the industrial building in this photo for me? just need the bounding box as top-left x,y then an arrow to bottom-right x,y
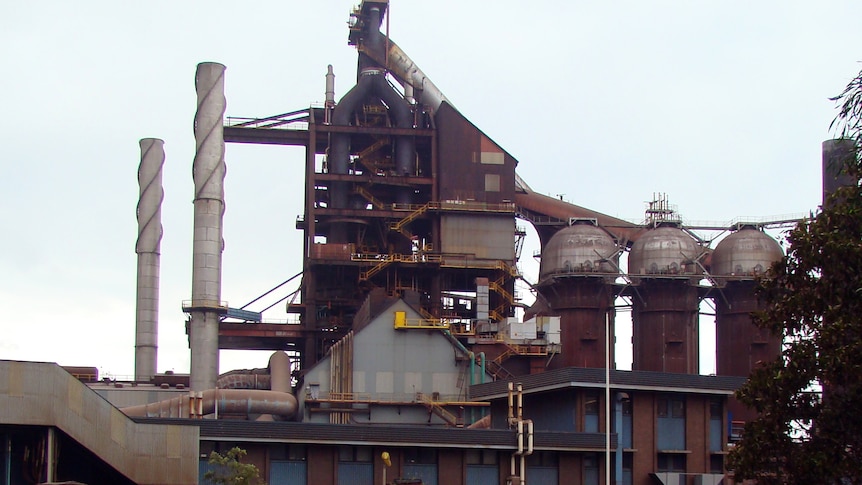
3,1 -> 849,484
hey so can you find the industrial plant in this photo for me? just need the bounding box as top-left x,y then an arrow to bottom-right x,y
1,2 -> 851,485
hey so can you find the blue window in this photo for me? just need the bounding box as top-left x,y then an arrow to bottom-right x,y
337,446 -> 373,485
709,399 -> 723,452
657,396 -> 685,451
584,392 -> 600,433
403,448 -> 437,485
466,449 -> 497,485
527,452 -> 559,485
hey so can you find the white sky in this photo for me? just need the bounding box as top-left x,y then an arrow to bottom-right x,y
1,1 -> 860,379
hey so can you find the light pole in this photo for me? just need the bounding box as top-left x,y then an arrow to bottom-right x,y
606,311 -> 611,485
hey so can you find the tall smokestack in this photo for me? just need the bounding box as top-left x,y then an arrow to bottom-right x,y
189,62 -> 227,392
135,138 -> 164,381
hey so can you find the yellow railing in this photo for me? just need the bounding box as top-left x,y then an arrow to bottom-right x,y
394,311 -> 450,330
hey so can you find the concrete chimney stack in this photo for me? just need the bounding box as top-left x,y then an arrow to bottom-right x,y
135,138 -> 164,381
189,62 -> 227,392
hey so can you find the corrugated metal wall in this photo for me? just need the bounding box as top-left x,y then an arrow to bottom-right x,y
466,464 -> 497,485
336,462 -> 373,485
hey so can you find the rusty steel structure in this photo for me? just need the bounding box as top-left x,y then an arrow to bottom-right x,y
207,0 -> 794,385
629,197 -> 704,374
535,220 -> 620,369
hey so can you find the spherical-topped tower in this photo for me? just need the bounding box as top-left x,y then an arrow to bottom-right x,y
712,225 -> 784,378
536,220 -> 619,369
629,222 -> 703,374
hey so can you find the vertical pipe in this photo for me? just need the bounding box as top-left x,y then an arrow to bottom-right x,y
135,138 -> 164,382
468,352 -> 475,424
45,428 -> 55,483
517,384 -> 523,421
4,433 -> 11,485
507,382 -> 514,426
324,65 -> 335,125
190,62 -> 227,392
520,454 -> 526,485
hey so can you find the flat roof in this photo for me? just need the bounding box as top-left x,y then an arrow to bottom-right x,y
469,367 -> 747,400
134,418 -> 615,452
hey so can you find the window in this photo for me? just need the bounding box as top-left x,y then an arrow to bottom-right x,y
338,446 -> 372,462
710,455 -> 724,474
584,392 -> 600,432
337,447 -> 373,485
466,450 -> 498,485
527,452 -> 559,485
657,453 -> 686,473
657,396 -> 686,451
403,448 -> 438,485
583,453 -> 599,485
621,397 -> 633,449
485,173 -> 501,192
271,445 -> 307,485
709,399 -> 723,452
271,444 -> 307,461
466,449 -> 498,465
657,397 -> 685,418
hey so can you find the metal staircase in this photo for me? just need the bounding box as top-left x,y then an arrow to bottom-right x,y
354,186 -> 387,210
417,392 -> 463,427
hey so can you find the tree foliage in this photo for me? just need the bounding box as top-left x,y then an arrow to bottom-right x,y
727,68 -> 862,484
203,447 -> 262,485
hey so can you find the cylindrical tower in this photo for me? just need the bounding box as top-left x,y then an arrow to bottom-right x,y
536,220 -> 619,369
822,138 -> 857,206
629,223 -> 702,373
712,226 -> 783,377
190,62 -> 227,392
135,138 -> 164,381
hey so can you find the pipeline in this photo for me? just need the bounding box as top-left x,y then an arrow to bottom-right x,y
120,388 -> 297,419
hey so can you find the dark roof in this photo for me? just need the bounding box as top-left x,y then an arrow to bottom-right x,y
470,367 -> 747,400
133,418 -> 613,451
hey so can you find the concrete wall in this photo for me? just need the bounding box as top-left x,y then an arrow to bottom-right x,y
93,385 -> 188,408
0,360 -> 198,484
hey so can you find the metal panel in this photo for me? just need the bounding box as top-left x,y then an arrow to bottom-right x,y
271,460 -> 307,485
440,215 -> 514,261
337,462 -> 373,485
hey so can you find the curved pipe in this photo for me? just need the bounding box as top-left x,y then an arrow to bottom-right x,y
329,70 -> 415,226
514,183 -> 644,244
216,372 -> 271,390
358,31 -> 450,113
120,388 -> 297,419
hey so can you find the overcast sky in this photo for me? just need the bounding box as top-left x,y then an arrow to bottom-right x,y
2,1 -> 860,379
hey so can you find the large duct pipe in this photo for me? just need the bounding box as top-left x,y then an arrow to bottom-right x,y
190,62 -> 227,392
257,351 -> 292,421
328,69 -> 414,242
135,138 -> 164,381
357,31 -> 450,113
120,389 -> 297,419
